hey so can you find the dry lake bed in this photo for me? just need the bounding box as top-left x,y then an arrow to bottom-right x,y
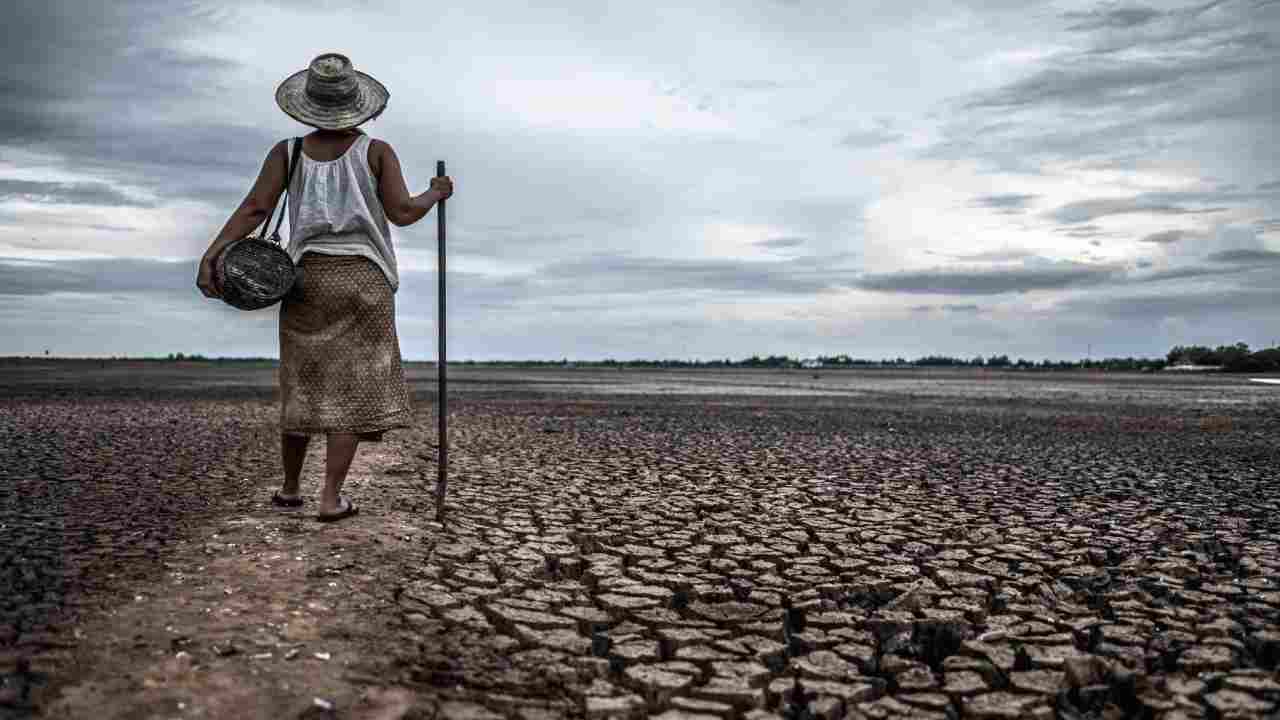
1,360 -> 1278,719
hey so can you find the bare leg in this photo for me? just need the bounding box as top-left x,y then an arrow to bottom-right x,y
280,433 -> 311,498
319,432 -> 360,515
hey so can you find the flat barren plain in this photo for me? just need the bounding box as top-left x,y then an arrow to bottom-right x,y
1,361 -> 1278,719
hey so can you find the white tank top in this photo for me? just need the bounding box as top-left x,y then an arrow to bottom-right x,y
284,134 -> 399,290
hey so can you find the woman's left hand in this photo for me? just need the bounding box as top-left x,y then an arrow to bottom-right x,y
197,254 -> 222,299
429,175 -> 453,201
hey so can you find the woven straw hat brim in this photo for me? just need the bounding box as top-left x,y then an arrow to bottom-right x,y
275,69 -> 390,130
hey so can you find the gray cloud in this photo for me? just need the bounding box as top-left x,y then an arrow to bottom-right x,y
943,248 -> 1038,262
0,256 -> 195,296
1047,196 -> 1229,224
0,248 -> 867,309
1206,248 -> 1280,263
1140,229 -> 1196,244
0,209 -> 141,233
395,268 -> 531,311
1259,180 -> 1280,190
856,259 -> 1119,295
1139,189 -> 1280,205
970,193 -> 1038,214
1025,11 -> 1272,85
1132,264 -> 1257,282
0,179 -> 155,208
0,253 -> 536,322
86,223 -> 141,233
965,51 -> 1270,112
414,251 -> 866,323
0,2 -> 271,210
755,236 -> 806,249
1053,224 -> 1111,239
534,254 -> 858,295
731,79 -> 788,91
933,0 -> 1280,192
448,226 -> 589,259
839,128 -> 904,148
1062,4 -> 1163,31
1062,286 -> 1279,317
910,303 -> 982,312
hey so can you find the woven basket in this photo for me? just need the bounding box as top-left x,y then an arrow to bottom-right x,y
216,137 -> 304,311
217,236 -> 297,311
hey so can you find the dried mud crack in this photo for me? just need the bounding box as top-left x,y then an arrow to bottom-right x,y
2,367 -> 1279,719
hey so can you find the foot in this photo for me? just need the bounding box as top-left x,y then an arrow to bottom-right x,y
317,497 -> 359,523
272,491 -> 304,508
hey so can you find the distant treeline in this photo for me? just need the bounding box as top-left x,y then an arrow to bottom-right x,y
580,355 -> 1171,371
9,342 -> 1279,372
1166,343 -> 1280,372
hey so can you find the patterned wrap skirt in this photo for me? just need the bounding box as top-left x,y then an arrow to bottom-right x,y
278,254 -> 413,440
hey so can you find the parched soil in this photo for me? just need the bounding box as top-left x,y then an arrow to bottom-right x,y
2,364 -> 1280,719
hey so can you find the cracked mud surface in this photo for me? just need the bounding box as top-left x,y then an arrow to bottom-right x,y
2,362 -> 1279,719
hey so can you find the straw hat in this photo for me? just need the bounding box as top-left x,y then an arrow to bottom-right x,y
275,53 -> 389,130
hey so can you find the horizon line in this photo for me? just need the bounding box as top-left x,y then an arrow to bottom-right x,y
0,353 -> 1233,364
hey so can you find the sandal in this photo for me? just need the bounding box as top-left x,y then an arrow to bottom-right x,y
272,491 -> 304,508
317,497 -> 359,523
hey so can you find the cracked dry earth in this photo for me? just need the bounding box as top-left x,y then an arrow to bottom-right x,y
3,367 -> 1280,719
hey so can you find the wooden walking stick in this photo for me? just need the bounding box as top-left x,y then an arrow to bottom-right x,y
434,160 -> 449,522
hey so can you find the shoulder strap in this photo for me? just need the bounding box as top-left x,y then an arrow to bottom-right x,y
266,138 -> 304,243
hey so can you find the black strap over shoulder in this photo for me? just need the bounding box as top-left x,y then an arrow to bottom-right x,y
265,137 -> 304,243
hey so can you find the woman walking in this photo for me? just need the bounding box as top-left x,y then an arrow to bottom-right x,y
196,53 -> 453,521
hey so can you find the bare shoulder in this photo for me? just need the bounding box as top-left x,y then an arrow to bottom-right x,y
261,139 -> 288,174
370,138 -> 398,154
367,137 -> 392,176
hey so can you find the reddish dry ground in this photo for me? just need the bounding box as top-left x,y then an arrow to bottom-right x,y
2,363 -> 1279,719
0,387 -> 469,719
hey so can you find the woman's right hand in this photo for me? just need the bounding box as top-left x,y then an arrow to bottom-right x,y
197,254 -> 222,299
429,175 -> 454,201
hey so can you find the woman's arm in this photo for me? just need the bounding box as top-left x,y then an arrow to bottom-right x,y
372,139 -> 452,227
204,141 -> 290,261
196,141 -> 289,298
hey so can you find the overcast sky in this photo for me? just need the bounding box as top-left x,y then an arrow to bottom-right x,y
2,0 -> 1278,360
